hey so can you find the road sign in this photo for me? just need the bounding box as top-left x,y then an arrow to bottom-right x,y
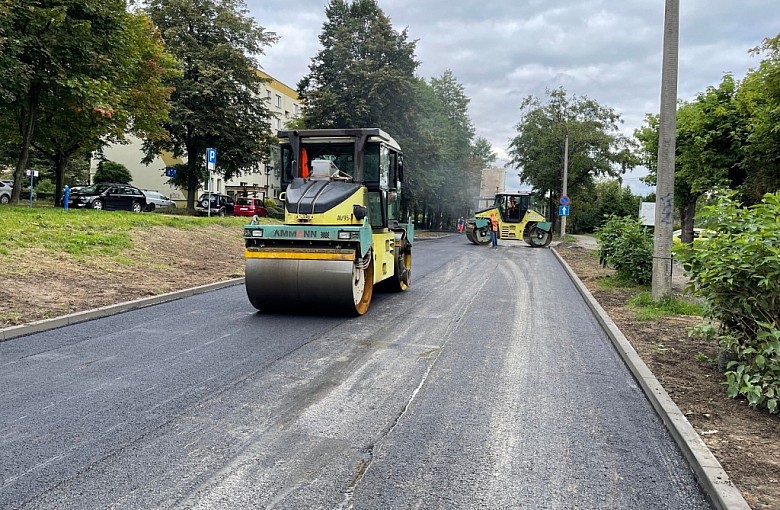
165,166 -> 177,178
559,205 -> 570,216
559,195 -> 570,206
206,148 -> 217,171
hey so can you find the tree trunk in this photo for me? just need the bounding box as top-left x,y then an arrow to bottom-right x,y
679,198 -> 697,244
12,85 -> 41,204
54,154 -> 67,207
185,144 -> 200,209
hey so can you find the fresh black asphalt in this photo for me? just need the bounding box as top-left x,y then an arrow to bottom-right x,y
0,235 -> 711,509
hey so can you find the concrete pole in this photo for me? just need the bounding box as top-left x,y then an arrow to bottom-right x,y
561,135 -> 569,236
652,0 -> 679,301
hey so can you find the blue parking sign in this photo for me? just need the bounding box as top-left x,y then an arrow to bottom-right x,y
207,148 -> 217,164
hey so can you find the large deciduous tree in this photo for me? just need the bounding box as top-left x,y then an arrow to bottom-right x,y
508,88 -> 636,233
0,0 -> 174,204
32,11 -> 177,205
737,34 -> 780,204
145,0 -> 278,209
635,75 -> 747,242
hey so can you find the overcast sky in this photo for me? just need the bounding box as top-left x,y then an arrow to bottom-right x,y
244,0 -> 779,194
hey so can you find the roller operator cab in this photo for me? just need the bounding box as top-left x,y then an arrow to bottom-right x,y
466,192 -> 553,247
243,128 -> 413,316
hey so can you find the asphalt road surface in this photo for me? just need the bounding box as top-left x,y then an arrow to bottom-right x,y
0,235 -> 711,509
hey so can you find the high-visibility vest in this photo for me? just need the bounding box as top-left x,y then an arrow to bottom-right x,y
490,216 -> 499,231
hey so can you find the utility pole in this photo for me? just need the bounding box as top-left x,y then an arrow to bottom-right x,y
652,0 -> 679,300
561,135 -> 569,236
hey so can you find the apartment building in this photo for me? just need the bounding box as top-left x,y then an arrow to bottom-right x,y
97,70 -> 301,205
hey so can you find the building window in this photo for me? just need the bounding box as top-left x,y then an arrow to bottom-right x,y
276,118 -> 281,130
284,110 -> 289,118
294,104 -> 299,116
266,90 -> 271,99
275,94 -> 281,108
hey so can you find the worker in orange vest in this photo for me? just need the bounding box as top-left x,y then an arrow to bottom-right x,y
490,212 -> 499,248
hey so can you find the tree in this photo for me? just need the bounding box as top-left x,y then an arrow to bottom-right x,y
297,0 -> 418,136
507,88 -> 637,233
736,33 -> 780,204
636,75 -> 747,243
0,0 -> 173,204
472,137 -> 497,169
145,0 -> 278,209
30,11 -> 177,205
94,160 -> 132,184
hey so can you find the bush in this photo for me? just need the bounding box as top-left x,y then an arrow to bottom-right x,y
265,202 -> 284,219
596,215 -> 653,285
674,191 -> 780,413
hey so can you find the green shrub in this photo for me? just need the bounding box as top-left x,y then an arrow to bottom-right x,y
675,191 -> 780,413
265,202 -> 284,219
597,215 -> 653,285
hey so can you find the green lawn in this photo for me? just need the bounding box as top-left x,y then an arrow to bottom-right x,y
0,205 -> 255,256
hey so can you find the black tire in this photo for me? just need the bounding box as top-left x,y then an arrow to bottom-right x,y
218,208 -> 226,217
473,226 -> 491,245
385,237 -> 412,292
92,199 -> 104,210
527,225 -> 552,247
145,203 -> 156,212
132,201 -> 143,213
0,195 -> 9,204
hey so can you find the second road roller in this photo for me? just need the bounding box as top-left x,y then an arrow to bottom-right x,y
466,191 -> 553,247
243,128 -> 413,315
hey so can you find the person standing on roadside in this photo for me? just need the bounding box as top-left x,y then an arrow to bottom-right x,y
489,212 -> 499,248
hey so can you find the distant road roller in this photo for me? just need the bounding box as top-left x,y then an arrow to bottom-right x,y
243,128 -> 413,315
466,192 -> 553,247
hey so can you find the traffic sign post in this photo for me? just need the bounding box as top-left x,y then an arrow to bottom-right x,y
559,205 -> 570,216
25,169 -> 39,208
206,148 -> 217,217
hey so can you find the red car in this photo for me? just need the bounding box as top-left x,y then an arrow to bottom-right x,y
234,197 -> 268,217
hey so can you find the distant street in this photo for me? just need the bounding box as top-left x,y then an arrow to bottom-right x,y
0,235 -> 710,509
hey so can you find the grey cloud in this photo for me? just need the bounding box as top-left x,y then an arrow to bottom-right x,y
246,0 -> 779,190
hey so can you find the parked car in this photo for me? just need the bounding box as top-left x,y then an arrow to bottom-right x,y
0,181 -> 11,204
67,183 -> 147,213
143,190 -> 176,211
233,196 -> 267,218
196,193 -> 235,216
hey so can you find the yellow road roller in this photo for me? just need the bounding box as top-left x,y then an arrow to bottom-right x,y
466,192 -> 553,247
243,128 -> 413,315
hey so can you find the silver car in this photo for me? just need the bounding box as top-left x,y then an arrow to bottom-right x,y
0,180 -> 12,204
143,191 -> 176,211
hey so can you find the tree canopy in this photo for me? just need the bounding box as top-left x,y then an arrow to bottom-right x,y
297,0 -> 418,135
144,0 -> 278,208
0,0 -> 175,204
508,88 -> 637,232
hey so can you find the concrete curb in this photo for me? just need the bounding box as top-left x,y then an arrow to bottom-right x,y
0,277 -> 245,342
551,248 -> 750,510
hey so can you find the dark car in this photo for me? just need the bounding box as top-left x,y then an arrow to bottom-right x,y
67,183 -> 147,213
233,196 -> 268,218
196,193 -> 235,216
